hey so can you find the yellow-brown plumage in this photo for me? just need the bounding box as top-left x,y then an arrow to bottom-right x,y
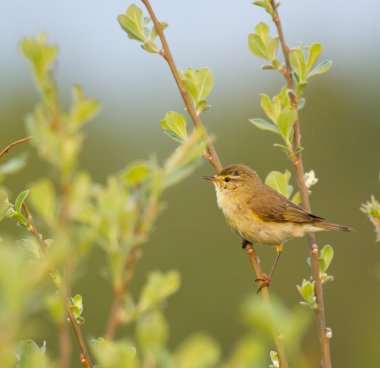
204,164 -> 352,292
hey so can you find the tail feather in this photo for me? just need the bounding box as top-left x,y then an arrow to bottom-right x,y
316,220 -> 353,232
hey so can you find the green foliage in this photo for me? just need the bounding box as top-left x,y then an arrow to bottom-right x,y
0,154 -> 28,183
265,170 -> 300,204
69,294 -> 85,324
253,0 -> 274,15
289,43 -> 332,96
179,67 -> 215,114
269,350 -> 279,368
306,245 -> 334,284
297,280 -> 317,310
91,338 -> 137,368
248,23 -> 280,69
16,340 -> 52,368
160,111 -> 188,143
118,4 -> 168,54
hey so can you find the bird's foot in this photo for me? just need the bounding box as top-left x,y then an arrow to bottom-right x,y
241,239 -> 251,249
255,274 -> 271,293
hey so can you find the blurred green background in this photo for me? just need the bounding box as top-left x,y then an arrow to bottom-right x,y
1,0 -> 380,366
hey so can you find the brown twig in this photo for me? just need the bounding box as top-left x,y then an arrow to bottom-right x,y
269,1 -> 331,367
245,244 -> 289,367
105,246 -> 141,339
22,202 -> 93,367
139,0 -> 289,365
0,136 -> 31,159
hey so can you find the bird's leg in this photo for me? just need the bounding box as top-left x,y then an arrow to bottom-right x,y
255,243 -> 283,293
241,239 -> 250,249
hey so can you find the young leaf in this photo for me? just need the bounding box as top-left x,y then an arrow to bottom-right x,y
136,311 -> 169,349
289,46 -> 306,83
69,85 -> 100,127
260,93 -> 276,122
124,162 -> 150,185
17,340 -> 50,368
248,22 -> 278,61
249,118 -> 279,135
320,245 -> 334,272
21,33 -> 58,86
307,60 -> 333,79
29,179 -> 56,225
174,333 -> 221,368
277,107 -> 296,142
15,190 -> 30,214
0,188 -> 12,221
160,111 -> 188,143
265,170 -> 293,198
306,43 -> 322,73
118,5 -> 147,43
253,1 -> 274,15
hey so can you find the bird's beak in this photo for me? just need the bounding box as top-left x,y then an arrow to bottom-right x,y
203,175 -> 219,182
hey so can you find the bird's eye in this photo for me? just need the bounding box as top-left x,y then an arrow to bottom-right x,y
224,177 -> 231,182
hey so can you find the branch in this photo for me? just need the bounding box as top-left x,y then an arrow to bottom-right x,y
139,0 -> 288,364
22,202 -> 93,368
104,246 -> 141,339
0,136 -> 31,159
245,244 -> 289,368
269,1 -> 331,367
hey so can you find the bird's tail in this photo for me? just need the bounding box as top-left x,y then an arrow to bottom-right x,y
316,220 -> 353,232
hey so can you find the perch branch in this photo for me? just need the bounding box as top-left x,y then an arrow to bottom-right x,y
270,1 -> 331,366
140,1 -> 289,365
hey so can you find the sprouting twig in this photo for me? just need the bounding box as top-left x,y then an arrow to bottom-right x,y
22,202 -> 93,368
0,136 -> 31,159
139,0 -> 289,365
104,246 -> 141,339
269,1 -> 331,366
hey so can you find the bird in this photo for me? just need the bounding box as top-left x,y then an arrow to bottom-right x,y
204,164 -> 352,292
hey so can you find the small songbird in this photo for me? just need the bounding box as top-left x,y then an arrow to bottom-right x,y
204,164 -> 352,292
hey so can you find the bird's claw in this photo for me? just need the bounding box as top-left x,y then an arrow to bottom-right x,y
241,239 -> 251,249
255,274 -> 270,293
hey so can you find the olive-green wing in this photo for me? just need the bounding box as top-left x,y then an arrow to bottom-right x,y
248,184 -> 324,223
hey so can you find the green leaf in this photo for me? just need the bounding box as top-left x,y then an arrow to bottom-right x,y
124,162 -> 150,185
265,170 -> 293,198
306,43 -> 322,73
320,245 -> 334,272
69,85 -> 100,127
248,22 -> 278,61
289,46 -> 306,83
17,238 -> 43,260
136,311 -> 169,349
174,333 -> 221,368
260,93 -> 276,122
21,33 -> 58,86
70,294 -> 84,324
249,118 -> 279,135
160,111 -> 188,143
297,280 -> 317,309
15,190 -> 30,214
291,191 -> 301,205
139,270 -> 180,312
29,179 -> 56,225
151,22 -> 168,41
253,0 -> 274,14
91,338 -> 136,368
179,67 -> 214,113
118,5 -> 147,43
17,340 -> 49,368
297,97 -> 306,110
277,107 -> 296,142
0,188 -> 12,221
307,60 -> 333,79
0,154 -> 28,181
142,40 -> 159,53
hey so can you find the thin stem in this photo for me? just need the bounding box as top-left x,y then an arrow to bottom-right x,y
141,0 -> 222,173
58,320 -> 71,368
105,246 -> 141,339
269,1 -> 331,367
245,244 -> 289,368
22,202 -> 93,368
139,0 -> 288,364
0,136 -> 31,159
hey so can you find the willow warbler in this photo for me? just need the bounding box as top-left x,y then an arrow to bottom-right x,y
204,164 -> 352,292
